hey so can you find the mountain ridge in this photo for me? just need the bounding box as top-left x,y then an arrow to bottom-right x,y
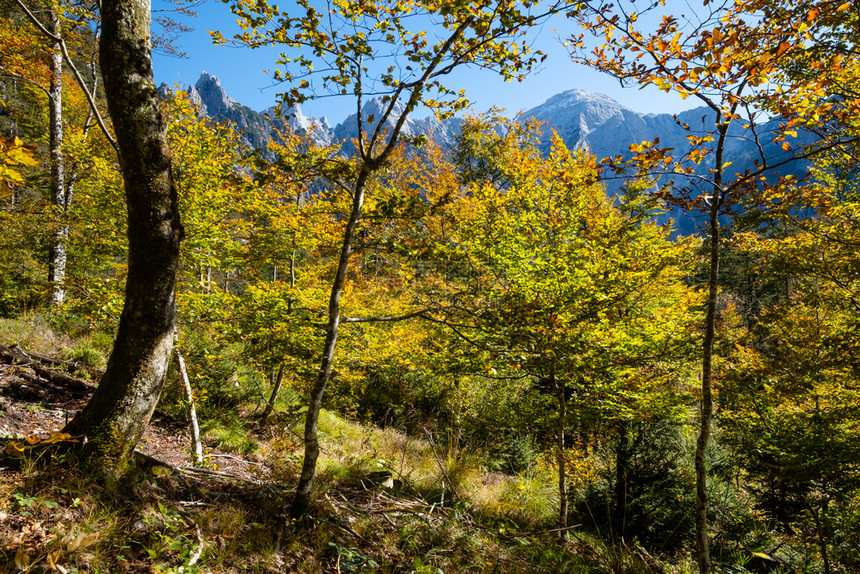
159,72 -> 811,234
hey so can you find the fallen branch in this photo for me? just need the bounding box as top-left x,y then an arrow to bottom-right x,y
179,523 -> 204,572
13,346 -> 103,379
632,544 -> 668,574
132,450 -> 266,485
176,501 -> 212,508
12,363 -> 91,392
174,348 -> 203,466
175,465 -> 261,484
507,524 -> 584,538
0,344 -> 95,390
207,453 -> 266,467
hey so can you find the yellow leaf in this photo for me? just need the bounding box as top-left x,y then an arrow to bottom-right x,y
67,533 -> 84,552
4,441 -> 26,457
47,549 -> 62,571
0,165 -> 24,184
79,532 -> 100,549
42,432 -> 77,445
15,546 -> 31,570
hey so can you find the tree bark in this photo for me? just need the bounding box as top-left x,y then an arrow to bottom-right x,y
551,367 -> 568,530
64,0 -> 182,477
261,362 -> 285,423
694,114 -> 729,574
614,421 -> 629,542
47,9 -> 67,306
287,18 -> 475,519
810,502 -> 831,574
291,167 -> 370,518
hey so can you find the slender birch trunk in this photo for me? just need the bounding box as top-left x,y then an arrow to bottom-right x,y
175,349 -> 203,466
47,10 -> 67,306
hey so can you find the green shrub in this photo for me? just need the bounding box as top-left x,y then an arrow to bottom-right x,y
62,341 -> 107,369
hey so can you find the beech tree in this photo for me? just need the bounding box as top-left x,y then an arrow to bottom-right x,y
223,0 -> 564,517
64,0 -> 183,475
721,84 -> 860,569
439,117 -> 699,528
567,0 -> 857,568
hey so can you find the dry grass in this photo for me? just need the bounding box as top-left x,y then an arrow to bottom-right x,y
0,315 -> 72,355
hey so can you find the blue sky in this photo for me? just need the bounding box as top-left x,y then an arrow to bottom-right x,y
152,2 -> 699,124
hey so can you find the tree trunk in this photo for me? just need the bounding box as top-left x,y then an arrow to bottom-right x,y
695,115 -> 729,574
810,502 -> 831,574
47,10 -> 66,306
175,349 -> 203,466
261,362 -> 285,423
64,0 -> 182,477
288,20 -> 474,518
291,167 -> 370,518
551,367 -> 568,530
614,421 -> 629,542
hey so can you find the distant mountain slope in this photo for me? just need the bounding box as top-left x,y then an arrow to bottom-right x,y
159,72 -> 335,151
522,90 -> 811,234
334,97 -> 464,156
162,73 -> 812,234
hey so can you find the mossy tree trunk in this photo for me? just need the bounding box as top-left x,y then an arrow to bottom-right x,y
64,0 -> 182,477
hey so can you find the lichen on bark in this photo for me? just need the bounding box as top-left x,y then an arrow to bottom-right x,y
64,0 -> 182,477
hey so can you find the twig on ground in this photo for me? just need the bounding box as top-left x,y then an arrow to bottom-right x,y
632,544 -> 668,574
508,524 -> 584,538
176,465 -> 261,484
207,453 -> 266,467
10,345 -> 103,378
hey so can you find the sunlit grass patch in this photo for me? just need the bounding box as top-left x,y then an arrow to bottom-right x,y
61,339 -> 107,370
470,467 -> 557,528
0,315 -> 69,354
200,415 -> 258,454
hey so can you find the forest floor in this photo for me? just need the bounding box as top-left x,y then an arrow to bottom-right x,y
0,328 -> 668,573
0,349 -> 259,479
0,347 -> 287,572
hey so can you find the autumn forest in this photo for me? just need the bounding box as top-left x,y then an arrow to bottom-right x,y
1,0 -> 859,572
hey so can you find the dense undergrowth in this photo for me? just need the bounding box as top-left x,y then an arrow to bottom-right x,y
3,314 -> 841,573
0,315 -> 713,573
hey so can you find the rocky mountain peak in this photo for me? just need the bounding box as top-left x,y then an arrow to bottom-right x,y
193,71 -> 235,117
